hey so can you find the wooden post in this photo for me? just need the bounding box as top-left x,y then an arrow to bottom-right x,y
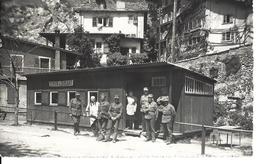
201,124 -> 206,155
54,111 -> 58,130
171,0 -> 177,62
30,110 -> 33,125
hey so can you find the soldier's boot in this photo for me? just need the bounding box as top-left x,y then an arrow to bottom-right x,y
112,133 -> 118,143
166,135 -> 173,145
103,131 -> 111,142
145,132 -> 151,142
151,132 -> 156,142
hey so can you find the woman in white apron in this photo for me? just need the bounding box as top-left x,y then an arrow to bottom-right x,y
86,96 -> 99,136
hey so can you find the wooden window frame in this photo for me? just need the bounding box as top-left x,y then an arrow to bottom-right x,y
34,92 -> 42,105
38,56 -> 51,70
185,76 -> 213,95
223,15 -> 233,24
50,91 -> 58,106
67,91 -> 76,106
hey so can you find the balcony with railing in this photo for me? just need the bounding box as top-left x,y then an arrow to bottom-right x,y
1,66 -> 57,77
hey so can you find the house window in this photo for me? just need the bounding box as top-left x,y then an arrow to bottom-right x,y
222,32 -> 235,42
152,76 -> 166,87
10,54 -> 24,72
95,42 -> 103,53
223,15 -> 233,24
67,91 -> 76,106
185,76 -> 213,95
50,91 -> 58,106
39,57 -> 50,69
94,17 -> 113,27
34,92 -> 42,105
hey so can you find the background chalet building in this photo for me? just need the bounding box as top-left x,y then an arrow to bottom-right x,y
0,35 -> 80,109
40,0 -> 148,65
157,0 -> 253,61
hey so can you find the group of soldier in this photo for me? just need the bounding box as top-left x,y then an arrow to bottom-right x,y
68,87 -> 176,145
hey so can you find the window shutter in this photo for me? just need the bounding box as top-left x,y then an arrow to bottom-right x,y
93,17 -> 97,27
7,86 -> 15,104
34,57 -> 39,67
42,91 -> 49,106
109,17 -> 113,27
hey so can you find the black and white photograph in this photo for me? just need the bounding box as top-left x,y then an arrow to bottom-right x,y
0,0 -> 257,161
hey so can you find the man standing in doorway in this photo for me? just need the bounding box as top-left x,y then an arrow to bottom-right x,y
69,92 -> 84,136
144,94 -> 158,142
140,87 -> 149,135
97,94 -> 110,141
126,91 -> 137,129
161,96 -> 176,145
104,95 -> 123,143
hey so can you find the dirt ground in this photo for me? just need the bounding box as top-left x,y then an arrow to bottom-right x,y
0,119 -> 253,158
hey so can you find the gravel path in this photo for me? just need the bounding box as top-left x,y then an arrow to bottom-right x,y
0,121 -> 250,157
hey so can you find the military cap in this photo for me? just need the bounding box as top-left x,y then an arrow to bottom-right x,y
162,96 -> 169,102
114,95 -> 119,99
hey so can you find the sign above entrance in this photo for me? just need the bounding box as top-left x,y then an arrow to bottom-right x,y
49,80 -> 74,87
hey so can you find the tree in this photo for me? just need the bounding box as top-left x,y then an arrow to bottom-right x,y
0,37 -> 21,126
67,25 -> 97,68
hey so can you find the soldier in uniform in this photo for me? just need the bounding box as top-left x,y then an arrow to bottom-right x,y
104,95 -> 123,143
155,96 -> 164,135
140,87 -> 149,134
96,94 -> 110,141
69,92 -> 84,136
144,94 -> 158,142
161,96 -> 176,145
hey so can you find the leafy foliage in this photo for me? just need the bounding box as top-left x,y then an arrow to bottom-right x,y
107,52 -> 128,66
104,34 -> 124,53
67,25 -> 97,68
129,53 -> 149,64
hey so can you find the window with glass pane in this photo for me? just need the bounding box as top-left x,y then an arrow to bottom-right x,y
39,57 -> 50,69
67,91 -> 76,106
35,92 -> 42,105
50,92 -> 58,106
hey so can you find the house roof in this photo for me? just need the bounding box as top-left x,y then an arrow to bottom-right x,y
25,62 -> 217,83
0,35 -> 82,56
64,0 -> 148,12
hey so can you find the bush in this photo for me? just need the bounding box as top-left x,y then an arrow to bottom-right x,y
107,52 -> 128,66
129,53 -> 149,64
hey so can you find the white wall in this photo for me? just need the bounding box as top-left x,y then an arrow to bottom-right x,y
205,0 -> 250,45
81,12 -> 145,38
